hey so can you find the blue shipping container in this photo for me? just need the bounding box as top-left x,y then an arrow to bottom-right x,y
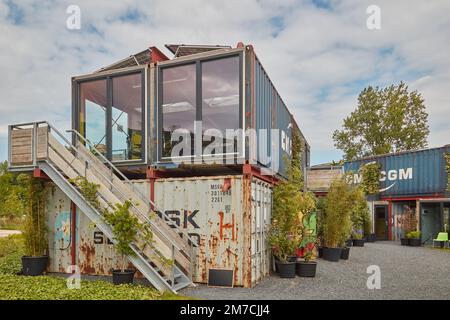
344,145 -> 450,197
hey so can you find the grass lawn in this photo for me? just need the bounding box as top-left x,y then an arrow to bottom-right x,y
0,234 -> 192,300
0,274 -> 190,300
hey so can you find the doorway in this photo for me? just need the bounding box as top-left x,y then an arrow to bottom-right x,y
375,205 -> 388,240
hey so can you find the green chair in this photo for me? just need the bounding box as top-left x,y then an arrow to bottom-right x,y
432,232 -> 449,248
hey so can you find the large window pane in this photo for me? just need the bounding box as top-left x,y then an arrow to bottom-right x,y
202,56 -> 240,154
79,79 -> 107,155
111,73 -> 143,161
162,64 -> 196,158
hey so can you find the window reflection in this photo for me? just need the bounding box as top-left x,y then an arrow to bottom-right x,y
161,63 -> 196,158
112,73 -> 143,161
202,56 -> 240,155
79,79 -> 107,155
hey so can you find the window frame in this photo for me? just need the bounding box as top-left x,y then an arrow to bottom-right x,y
72,66 -> 147,165
157,51 -> 244,163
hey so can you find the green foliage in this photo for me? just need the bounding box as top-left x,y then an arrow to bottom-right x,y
445,153 -> 450,191
333,82 -> 429,161
406,231 -> 421,239
269,155 -> 316,262
70,176 -> 100,209
322,177 -> 353,248
352,233 -> 363,240
350,187 -> 372,236
0,163 -> 29,228
103,201 -> 141,272
20,175 -> 49,257
0,274 -> 174,300
360,162 -> 381,195
302,242 -> 316,263
0,234 -> 25,275
315,196 -> 326,246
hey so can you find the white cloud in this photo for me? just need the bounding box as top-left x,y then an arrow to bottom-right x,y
0,0 -> 449,165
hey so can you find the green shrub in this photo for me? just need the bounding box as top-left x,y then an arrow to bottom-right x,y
0,234 -> 25,275
406,231 -> 421,239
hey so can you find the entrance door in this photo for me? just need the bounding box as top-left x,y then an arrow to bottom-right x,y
375,205 -> 388,240
421,203 -> 442,245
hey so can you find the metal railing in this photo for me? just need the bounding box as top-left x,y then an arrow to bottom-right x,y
9,121 -> 195,281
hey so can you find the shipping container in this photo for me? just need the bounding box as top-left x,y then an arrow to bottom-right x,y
46,175 -> 272,287
71,44 -> 309,178
344,145 -> 450,197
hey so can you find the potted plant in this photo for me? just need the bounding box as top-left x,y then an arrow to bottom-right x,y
407,231 -> 421,247
103,200 -> 153,285
352,231 -> 365,247
400,205 -> 415,246
20,175 -> 50,276
322,177 -> 352,262
296,242 -> 317,277
270,154 -> 314,278
269,225 -> 298,278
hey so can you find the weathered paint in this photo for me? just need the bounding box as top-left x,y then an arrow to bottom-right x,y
46,176 -> 270,286
47,182 -> 141,277
47,185 -> 73,273
344,145 -> 450,197
153,175 -> 272,287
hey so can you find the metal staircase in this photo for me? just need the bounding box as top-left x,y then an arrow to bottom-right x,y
8,121 -> 196,293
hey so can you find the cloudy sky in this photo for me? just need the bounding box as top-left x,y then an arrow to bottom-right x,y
0,0 -> 449,165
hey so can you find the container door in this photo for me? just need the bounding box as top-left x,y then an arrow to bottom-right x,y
421,203 -> 442,244
374,205 -> 388,240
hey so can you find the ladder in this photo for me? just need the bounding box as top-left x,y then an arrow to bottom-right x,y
8,121 -> 196,293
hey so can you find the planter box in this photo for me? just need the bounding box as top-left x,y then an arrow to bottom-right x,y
322,247 -> 342,262
400,238 -> 409,246
340,247 -> 350,260
277,261 -> 296,278
296,261 -> 317,277
353,239 -> 365,247
408,238 -> 421,247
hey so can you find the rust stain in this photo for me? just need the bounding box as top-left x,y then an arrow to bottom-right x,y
219,211 -> 236,241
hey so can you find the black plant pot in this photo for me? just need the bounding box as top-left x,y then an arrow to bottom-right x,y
322,247 -> 342,262
296,261 -> 317,277
274,256 -> 296,273
318,247 -> 323,258
21,256 -> 48,276
346,239 -> 353,247
340,247 -> 350,260
353,239 -> 365,247
400,238 -> 409,246
409,238 -> 421,247
367,234 -> 376,242
277,261 -> 296,278
112,269 -> 135,285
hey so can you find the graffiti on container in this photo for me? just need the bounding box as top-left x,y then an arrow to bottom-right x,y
54,211 -> 71,250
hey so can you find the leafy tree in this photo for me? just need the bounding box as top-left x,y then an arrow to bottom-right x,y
333,82 -> 429,160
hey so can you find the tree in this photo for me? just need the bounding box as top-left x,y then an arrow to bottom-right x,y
333,82 -> 429,160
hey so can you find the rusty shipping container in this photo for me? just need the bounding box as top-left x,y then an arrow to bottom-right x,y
46,175 -> 272,287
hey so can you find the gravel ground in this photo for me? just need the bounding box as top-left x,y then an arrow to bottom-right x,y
181,241 -> 450,300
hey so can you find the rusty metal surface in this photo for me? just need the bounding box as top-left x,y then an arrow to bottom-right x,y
47,183 -> 141,277
47,185 -> 73,273
47,176 -> 271,285
153,175 -> 272,287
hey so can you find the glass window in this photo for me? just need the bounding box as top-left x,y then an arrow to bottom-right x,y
79,79 -> 107,155
111,73 -> 143,161
161,64 -> 196,158
201,56 -> 240,154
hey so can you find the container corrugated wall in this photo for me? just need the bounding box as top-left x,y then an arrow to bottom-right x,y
344,146 -> 450,196
248,49 -> 294,177
153,175 -> 272,287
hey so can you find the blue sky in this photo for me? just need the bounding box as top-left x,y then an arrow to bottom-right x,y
0,0 -> 449,165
